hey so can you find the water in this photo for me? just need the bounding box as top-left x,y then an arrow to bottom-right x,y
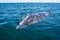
0,3 -> 60,40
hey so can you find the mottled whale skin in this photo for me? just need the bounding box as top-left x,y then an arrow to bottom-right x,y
16,12 -> 49,29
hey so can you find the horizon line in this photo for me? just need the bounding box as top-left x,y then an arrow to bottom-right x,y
0,2 -> 60,3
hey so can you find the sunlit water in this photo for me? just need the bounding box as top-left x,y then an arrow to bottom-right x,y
0,3 -> 60,40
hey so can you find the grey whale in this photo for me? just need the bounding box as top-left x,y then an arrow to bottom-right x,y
16,12 -> 49,29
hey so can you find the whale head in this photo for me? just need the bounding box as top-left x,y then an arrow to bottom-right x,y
16,12 -> 49,29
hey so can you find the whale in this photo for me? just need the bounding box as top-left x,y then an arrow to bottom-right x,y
16,12 -> 49,29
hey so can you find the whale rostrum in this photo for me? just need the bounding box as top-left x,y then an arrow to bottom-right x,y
16,12 -> 49,29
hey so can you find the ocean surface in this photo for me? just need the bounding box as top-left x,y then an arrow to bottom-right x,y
0,3 -> 60,40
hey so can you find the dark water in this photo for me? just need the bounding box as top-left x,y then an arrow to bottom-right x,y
0,3 -> 60,40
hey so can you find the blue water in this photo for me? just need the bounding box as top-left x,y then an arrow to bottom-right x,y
0,3 -> 60,40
